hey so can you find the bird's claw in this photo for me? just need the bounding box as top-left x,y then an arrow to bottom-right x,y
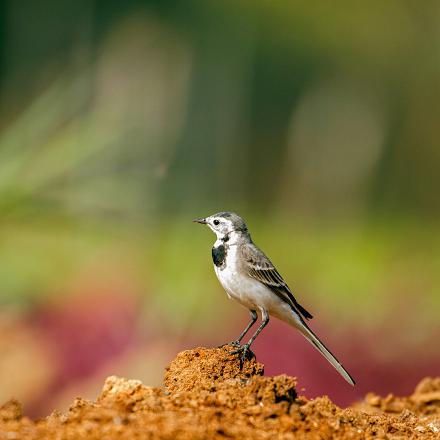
230,344 -> 255,368
217,340 -> 241,349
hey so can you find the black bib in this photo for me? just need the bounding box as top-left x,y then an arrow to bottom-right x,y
212,244 -> 226,267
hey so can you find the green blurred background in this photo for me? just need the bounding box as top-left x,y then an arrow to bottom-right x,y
0,0 -> 439,416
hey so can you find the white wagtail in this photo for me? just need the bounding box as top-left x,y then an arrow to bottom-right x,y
194,211 -> 355,386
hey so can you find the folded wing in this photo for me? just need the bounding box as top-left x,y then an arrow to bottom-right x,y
243,244 -> 313,321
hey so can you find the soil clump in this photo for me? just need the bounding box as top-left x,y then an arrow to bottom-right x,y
1,345 -> 439,439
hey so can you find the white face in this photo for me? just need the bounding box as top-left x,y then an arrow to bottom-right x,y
205,215 -> 234,239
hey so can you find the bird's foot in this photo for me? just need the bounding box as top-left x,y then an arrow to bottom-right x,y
217,340 -> 241,349
230,344 -> 255,368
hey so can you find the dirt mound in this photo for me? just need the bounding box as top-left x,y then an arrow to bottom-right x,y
1,345 -> 439,439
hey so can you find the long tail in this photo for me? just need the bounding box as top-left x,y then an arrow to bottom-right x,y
296,319 -> 356,386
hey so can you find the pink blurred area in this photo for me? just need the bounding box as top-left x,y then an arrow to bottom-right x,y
233,315 -> 440,407
0,271 -> 178,418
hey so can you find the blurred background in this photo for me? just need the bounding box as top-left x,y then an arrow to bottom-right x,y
0,0 -> 439,417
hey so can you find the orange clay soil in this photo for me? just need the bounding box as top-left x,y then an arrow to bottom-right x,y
1,346 -> 440,439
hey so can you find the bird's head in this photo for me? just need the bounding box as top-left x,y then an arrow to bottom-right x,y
193,211 -> 249,242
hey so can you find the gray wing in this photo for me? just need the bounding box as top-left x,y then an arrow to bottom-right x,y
242,243 -> 313,321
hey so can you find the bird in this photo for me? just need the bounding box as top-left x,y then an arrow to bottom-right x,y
193,211 -> 355,386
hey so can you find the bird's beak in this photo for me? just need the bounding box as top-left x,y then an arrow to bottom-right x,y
193,217 -> 207,224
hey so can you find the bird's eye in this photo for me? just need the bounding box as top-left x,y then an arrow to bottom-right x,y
213,219 -> 220,226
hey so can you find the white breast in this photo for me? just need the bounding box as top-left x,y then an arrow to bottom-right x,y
213,242 -> 295,321
214,245 -> 264,311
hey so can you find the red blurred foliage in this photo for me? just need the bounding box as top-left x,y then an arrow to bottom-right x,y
250,318 -> 440,406
27,280 -> 142,416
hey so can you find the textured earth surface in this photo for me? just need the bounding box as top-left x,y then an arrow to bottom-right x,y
1,345 -> 439,439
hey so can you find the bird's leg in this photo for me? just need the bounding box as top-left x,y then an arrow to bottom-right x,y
231,310 -> 258,347
231,309 -> 269,366
218,310 -> 258,348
